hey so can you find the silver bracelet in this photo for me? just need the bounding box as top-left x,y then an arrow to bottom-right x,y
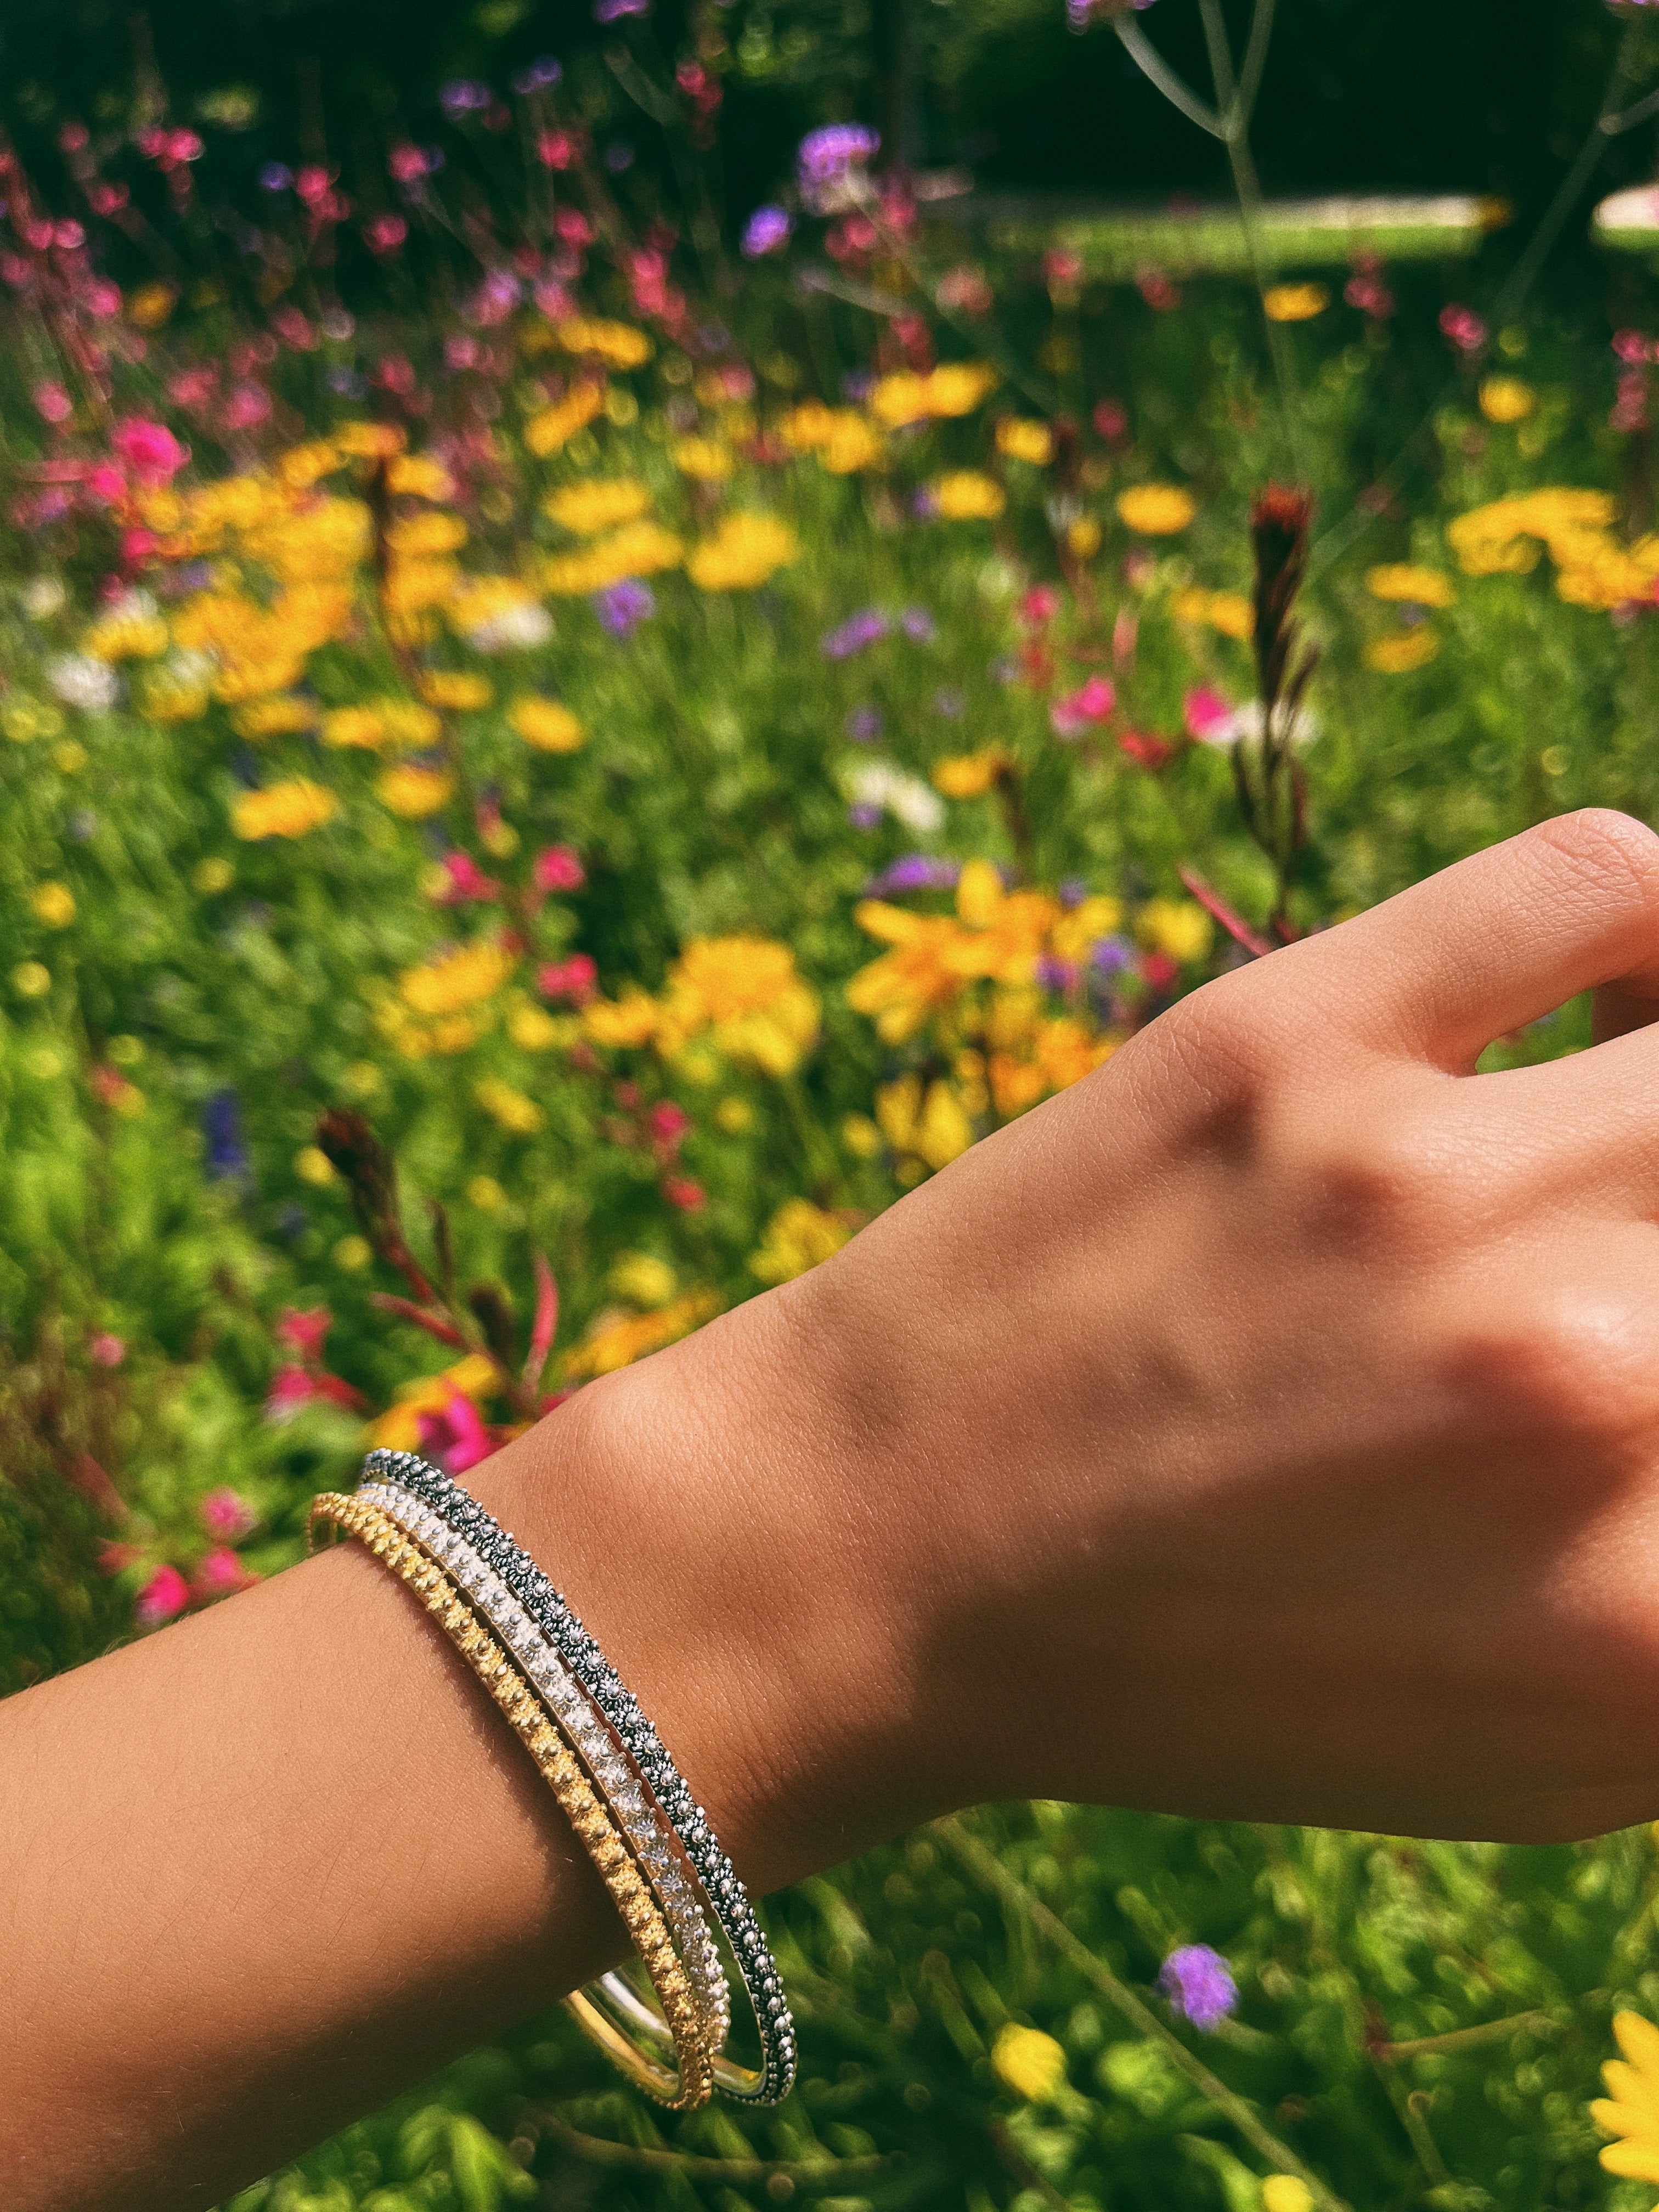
359,1449 -> 798,2104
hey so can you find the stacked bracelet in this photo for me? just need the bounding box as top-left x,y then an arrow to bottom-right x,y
353,1476 -> 731,2051
307,1491 -> 718,2108
361,1447 -> 798,2106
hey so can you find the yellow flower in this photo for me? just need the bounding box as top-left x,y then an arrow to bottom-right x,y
996,418 -> 1054,466
126,281 -> 177,330
419,672 -> 493,712
562,1288 -> 723,1379
377,764 -> 454,819
842,1113 -> 882,1158
1137,896 -> 1212,963
1365,630 -> 1440,673
399,939 -> 514,1016
751,1199 -> 852,1284
715,1096 -> 753,1133
13,960 -> 52,998
1365,564 -> 1455,607
876,1073 -> 974,1173
509,695 -> 585,752
466,1175 -> 506,1211
1261,2181 -> 1314,2212
1594,2011 -> 1659,2182
386,511 -> 469,557
540,521 -> 684,595
295,1146 -> 336,1186
336,421 -> 407,459
1068,516 -> 1103,558
545,478 -> 652,535
2,697 -> 64,743
323,704 -> 390,751
658,936 -> 821,1074
687,513 -> 799,592
1171,586 -> 1254,639
233,696 -> 319,737
585,989 -> 661,1049
475,1076 -> 545,1133
53,741 -> 87,775
194,858 -> 234,894
278,441 -> 343,489
870,362 -> 998,426
820,413 -> 886,473
232,780 -> 340,839
610,1252 -> 678,1307
1118,484 -> 1196,534
525,381 -> 606,456
1479,375 -> 1535,424
1050,894 -> 1122,961
1263,282 -> 1328,323
31,883 -> 76,928
991,2023 -> 1067,2103
507,1004 -> 565,1049
932,748 -> 1011,799
138,668 -> 210,724
556,317 -> 653,369
386,454 -> 455,499
930,470 -> 1006,521
673,436 -> 735,481
333,1234 -> 374,1270
83,607 -> 168,661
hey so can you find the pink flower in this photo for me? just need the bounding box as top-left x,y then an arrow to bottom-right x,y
201,1486 -> 258,1541
554,208 -> 594,246
1141,950 -> 1180,992
275,1306 -> 332,1360
1119,729 -> 1177,770
121,528 -> 158,566
194,1546 -> 259,1598
83,279 -> 122,319
433,851 -> 501,903
223,383 -> 273,432
364,213 -> 409,256
112,417 -> 187,484
663,1177 -> 707,1212
388,143 -> 430,185
537,132 -> 576,172
533,844 -> 585,894
169,366 -> 219,411
33,381 -> 72,424
417,1390 -> 495,1474
1438,303 -> 1486,355
1019,585 -> 1061,630
264,1365 -> 319,1421
136,1562 -> 190,1626
84,462 -> 126,504
538,953 -> 597,1003
295,164 -> 334,206
1050,674 -> 1117,740
1183,685 -> 1239,746
649,1101 -> 691,1148
88,1331 -> 126,1368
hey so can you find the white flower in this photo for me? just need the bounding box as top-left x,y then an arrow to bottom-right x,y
847,759 -> 946,835
21,576 -> 66,620
104,586 -> 159,624
467,602 -> 554,654
46,652 -> 120,715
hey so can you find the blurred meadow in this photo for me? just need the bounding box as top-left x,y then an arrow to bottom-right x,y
9,2 -> 1659,2207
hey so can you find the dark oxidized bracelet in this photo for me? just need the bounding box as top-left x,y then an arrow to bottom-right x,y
360,1448 -> 798,2104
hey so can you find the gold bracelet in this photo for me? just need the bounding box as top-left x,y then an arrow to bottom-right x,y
308,1492 -> 717,2109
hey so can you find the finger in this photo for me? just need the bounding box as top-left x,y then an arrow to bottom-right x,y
1306,810 -> 1659,1071
1593,977 -> 1659,1046
1498,1020 -> 1659,1204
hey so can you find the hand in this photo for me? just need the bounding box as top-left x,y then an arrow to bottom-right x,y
528,809 -> 1659,1859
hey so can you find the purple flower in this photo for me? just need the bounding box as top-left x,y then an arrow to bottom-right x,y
202,1089 -> 250,1180
1036,955 -> 1078,992
848,802 -> 883,830
844,706 -> 883,742
595,0 -> 648,16
1091,934 -> 1135,975
900,606 -> 936,643
840,368 -> 875,403
258,162 -> 293,193
512,56 -> 562,94
439,80 -> 492,119
798,123 -> 881,205
866,854 -> 962,894
594,579 -> 656,636
603,140 -> 636,173
1158,1945 -> 1237,2030
742,205 -> 793,258
821,607 -> 890,660
1058,876 -> 1090,907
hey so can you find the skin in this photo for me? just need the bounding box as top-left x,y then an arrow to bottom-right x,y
8,808 -> 1659,2208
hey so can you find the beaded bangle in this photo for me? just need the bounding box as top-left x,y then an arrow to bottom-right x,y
361,1448 -> 798,2104
308,1491 -> 717,2111
354,1476 -> 731,2048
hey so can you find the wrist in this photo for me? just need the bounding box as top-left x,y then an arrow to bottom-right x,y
473,1276 -> 941,1896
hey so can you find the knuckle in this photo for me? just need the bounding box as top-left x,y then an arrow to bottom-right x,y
1530,806 -> 1659,921
1446,1293 -> 1659,1453
1268,1103 -> 1455,1261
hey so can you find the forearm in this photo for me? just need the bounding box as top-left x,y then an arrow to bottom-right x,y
0,1290 -> 915,2212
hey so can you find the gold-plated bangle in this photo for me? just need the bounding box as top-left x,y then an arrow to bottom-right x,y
308,1491 -> 716,2109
